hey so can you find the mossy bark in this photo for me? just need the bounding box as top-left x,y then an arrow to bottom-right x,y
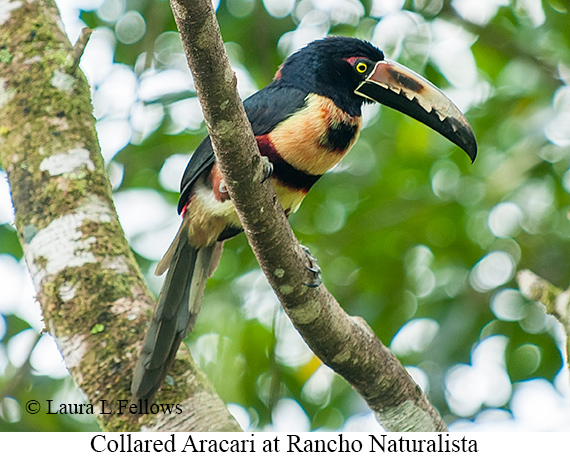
0,0 -> 239,431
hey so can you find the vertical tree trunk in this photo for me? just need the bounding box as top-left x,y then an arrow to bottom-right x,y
0,0 -> 239,432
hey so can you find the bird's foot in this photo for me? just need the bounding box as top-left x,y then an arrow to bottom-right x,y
261,156 -> 274,183
301,244 -> 322,288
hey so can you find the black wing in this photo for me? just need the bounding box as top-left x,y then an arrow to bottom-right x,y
245,84 -> 308,135
177,83 -> 308,214
178,136 -> 214,213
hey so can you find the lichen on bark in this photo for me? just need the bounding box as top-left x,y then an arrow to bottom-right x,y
0,0 -> 240,432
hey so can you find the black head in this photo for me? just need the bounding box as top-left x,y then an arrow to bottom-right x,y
278,37 -> 385,116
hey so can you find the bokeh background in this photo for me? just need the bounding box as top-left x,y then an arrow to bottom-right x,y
2,0 -> 570,432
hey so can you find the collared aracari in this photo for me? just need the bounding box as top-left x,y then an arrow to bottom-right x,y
131,37 -> 477,403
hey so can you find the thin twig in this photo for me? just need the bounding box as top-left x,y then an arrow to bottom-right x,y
0,331 -> 42,400
517,269 -> 570,368
517,269 -> 570,330
68,27 -> 92,74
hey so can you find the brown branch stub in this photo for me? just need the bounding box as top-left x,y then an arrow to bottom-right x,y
171,0 -> 446,432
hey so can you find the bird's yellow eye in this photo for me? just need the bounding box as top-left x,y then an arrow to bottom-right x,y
356,62 -> 368,74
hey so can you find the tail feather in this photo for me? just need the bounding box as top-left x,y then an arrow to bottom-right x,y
131,221 -> 220,403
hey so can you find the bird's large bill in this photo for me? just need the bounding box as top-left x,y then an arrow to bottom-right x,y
355,59 -> 477,162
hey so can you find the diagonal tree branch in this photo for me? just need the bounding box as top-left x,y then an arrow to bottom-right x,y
170,0 -> 446,432
0,0 -> 239,432
517,270 -> 570,367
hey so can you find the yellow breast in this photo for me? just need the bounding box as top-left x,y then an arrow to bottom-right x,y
268,93 -> 362,176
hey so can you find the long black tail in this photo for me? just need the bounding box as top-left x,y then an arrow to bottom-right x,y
131,222 -> 218,403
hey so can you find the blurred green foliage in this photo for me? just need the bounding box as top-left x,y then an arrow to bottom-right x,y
2,0 -> 570,431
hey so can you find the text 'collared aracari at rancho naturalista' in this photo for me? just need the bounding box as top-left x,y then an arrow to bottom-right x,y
131,36 -> 478,403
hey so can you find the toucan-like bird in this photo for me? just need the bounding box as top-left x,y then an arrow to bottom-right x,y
131,37 -> 477,403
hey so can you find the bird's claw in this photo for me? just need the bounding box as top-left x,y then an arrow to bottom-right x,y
261,156 -> 274,183
301,245 -> 322,288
